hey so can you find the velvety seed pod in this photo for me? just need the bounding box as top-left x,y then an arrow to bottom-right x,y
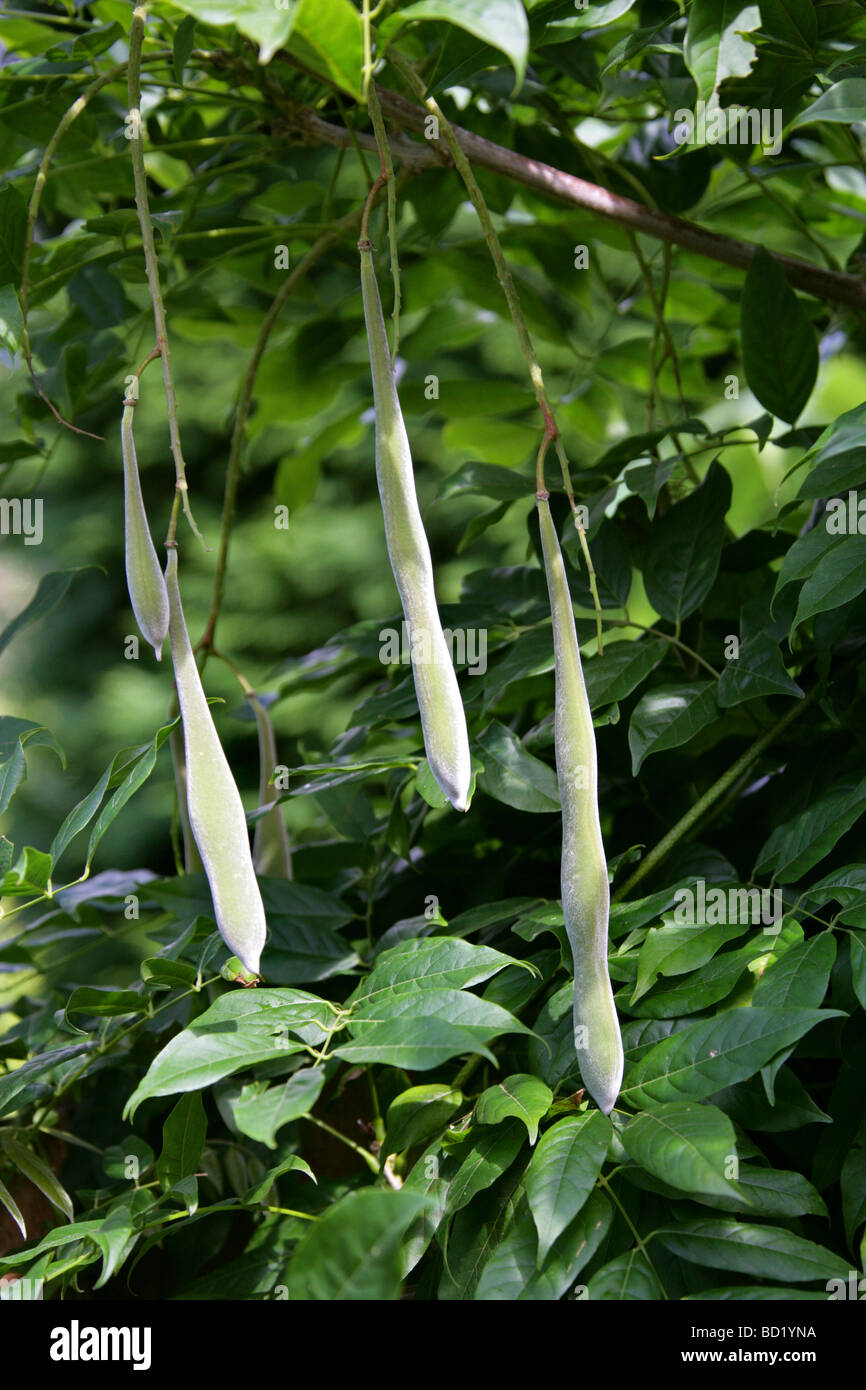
122,400 -> 169,659
165,548 -> 267,975
360,244 -> 471,812
537,494 -> 623,1115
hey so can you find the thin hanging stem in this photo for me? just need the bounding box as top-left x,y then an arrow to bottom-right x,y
128,6 -> 205,548
386,48 -> 603,650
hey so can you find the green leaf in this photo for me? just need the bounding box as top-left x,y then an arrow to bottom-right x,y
83,718 -> 180,870
286,0 -> 363,97
0,286 -> 23,354
628,1157 -> 828,1218
263,918 -> 360,984
849,932 -> 866,1010
628,682 -> 718,774
841,1120 -> 866,1247
124,989 -> 333,1115
793,403 -> 866,497
338,988 -> 530,1068
414,757 -> 450,808
729,1166 -> 827,1220
587,1248 -> 663,1299
0,1174 -> 26,1239
524,1112 -> 612,1262
90,1191 -> 154,1289
156,1093 -> 207,1190
64,987 -> 143,1032
438,460 -> 533,502
792,535 -> 866,631
476,720 -> 559,811
168,0 -> 297,65
772,522 -> 839,606
0,570 -> 88,661
475,1074 -> 553,1145
445,1119 -> 526,1216
474,1189 -> 612,1301
741,247 -> 817,423
1,1136 -> 73,1221
792,79 -> 866,129
1,844 -> 52,895
621,1102 -> 743,1200
632,919 -> 747,1003
457,500 -> 512,553
684,0 -> 762,104
384,1084 -> 464,1156
333,1021 -> 498,1070
0,717 -> 63,764
0,720 -> 64,817
350,937 -> 519,1003
0,740 -> 26,818
260,878 -> 355,932
0,1045 -> 96,1120
140,957 -> 198,989
717,633 -> 803,706
538,1 -> 638,44
246,1153 -> 315,1205
380,0 -> 529,85
173,13 -> 196,82
230,1067 -> 325,1148
756,0 -> 816,51
755,772 -> 866,883
655,1219 -> 850,1282
752,934 -> 835,1009
481,627 -> 555,706
438,1179 -> 521,1299
622,1007 -> 840,1107
103,1137 -> 154,1181
583,639 -> 668,710
49,763 -> 112,866
642,463 -> 731,622
288,1189 -> 430,1300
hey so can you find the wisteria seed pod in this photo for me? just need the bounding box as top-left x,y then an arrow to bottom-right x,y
360,242 -> 472,812
121,399 -> 169,659
537,494 -> 623,1115
251,694 -> 292,880
165,548 -> 267,975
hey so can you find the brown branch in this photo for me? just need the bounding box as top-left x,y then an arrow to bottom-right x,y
287,87 -> 866,312
289,106 -> 435,172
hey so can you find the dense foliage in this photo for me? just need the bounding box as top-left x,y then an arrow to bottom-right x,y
1,0 -> 866,1301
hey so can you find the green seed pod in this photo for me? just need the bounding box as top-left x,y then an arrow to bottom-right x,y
537,494 -> 623,1114
165,548 -> 267,975
360,242 -> 471,812
122,399 -> 169,659
251,694 -> 292,880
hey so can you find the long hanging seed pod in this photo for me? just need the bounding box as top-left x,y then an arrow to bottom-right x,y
122,396 -> 169,659
360,239 -> 472,812
251,694 -> 292,880
537,492 -> 623,1115
165,548 -> 267,975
